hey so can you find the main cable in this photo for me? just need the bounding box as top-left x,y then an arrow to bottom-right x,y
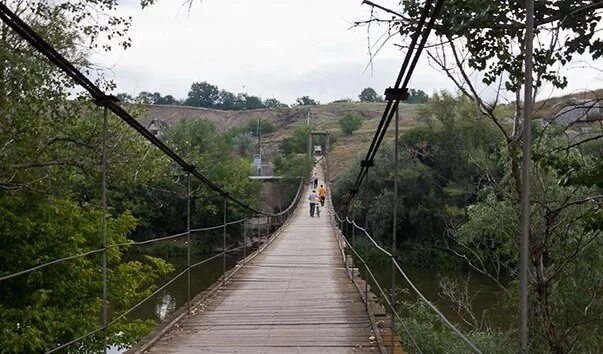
0,2 -> 272,216
343,0 -> 445,209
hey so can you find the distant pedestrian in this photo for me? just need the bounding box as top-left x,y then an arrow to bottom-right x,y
308,189 -> 319,217
318,184 -> 326,206
313,175 -> 319,188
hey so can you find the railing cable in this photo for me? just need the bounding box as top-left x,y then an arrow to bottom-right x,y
337,213 -> 483,354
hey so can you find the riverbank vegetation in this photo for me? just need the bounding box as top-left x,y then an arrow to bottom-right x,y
333,92 -> 602,352
0,1 -> 262,352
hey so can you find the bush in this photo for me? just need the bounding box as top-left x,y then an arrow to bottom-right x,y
339,113 -> 363,135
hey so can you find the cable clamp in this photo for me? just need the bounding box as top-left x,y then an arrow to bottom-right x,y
384,87 -> 409,101
93,94 -> 120,107
360,160 -> 374,167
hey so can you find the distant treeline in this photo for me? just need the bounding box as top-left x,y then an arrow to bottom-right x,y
117,83 -> 430,110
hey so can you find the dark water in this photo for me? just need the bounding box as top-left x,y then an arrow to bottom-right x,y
361,259 -> 511,328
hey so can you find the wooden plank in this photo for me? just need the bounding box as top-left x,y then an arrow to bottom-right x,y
136,183 -> 382,354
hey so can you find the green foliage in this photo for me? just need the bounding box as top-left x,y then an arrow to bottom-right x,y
295,96 -> 319,106
407,89 -> 429,104
0,194 -> 173,353
359,87 -> 383,102
279,125 -> 313,155
334,92 -> 503,248
129,91 -> 180,105
399,301 -> 513,354
339,113 -> 363,135
185,81 -> 220,107
233,119 -> 277,137
0,2 -> 262,351
264,97 -> 288,108
165,118 -> 261,220
400,0 -> 603,91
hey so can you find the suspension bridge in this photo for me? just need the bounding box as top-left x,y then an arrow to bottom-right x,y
0,0 -> 542,352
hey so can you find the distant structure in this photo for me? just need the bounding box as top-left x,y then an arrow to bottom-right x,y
251,118 -> 273,177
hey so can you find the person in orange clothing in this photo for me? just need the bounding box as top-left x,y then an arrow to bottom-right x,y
318,184 -> 327,207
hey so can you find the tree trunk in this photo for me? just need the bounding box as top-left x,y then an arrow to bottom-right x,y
534,246 -> 565,354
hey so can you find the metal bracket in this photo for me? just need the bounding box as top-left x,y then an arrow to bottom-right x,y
182,164 -> 195,173
360,160 -> 374,168
93,94 -> 120,107
384,87 -> 409,101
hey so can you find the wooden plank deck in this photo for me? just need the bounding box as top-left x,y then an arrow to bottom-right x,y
141,183 -> 380,353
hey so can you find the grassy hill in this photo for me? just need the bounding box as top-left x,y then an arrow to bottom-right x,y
137,89 -> 600,182
138,102 -> 420,180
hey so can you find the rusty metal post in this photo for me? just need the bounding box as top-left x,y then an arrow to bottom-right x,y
352,209 -> 356,278
186,172 -> 191,315
390,103 -> 400,353
364,170 -> 370,309
243,210 -> 247,265
222,196 -> 226,286
257,214 -> 261,253
101,106 -> 108,354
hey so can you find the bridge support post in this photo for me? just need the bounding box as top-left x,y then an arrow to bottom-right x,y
186,172 -> 191,315
364,170 -> 370,310
222,196 -> 227,286
390,102 -> 400,353
351,210 -> 355,277
265,215 -> 269,244
101,106 -> 109,354
257,214 -> 261,253
243,211 -> 247,265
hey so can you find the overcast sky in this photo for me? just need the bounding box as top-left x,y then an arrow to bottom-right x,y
94,0 -> 603,105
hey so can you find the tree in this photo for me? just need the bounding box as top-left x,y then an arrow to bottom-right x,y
184,82 -> 219,108
359,87 -> 382,102
0,1 -> 184,352
295,96 -> 319,106
242,95 -> 266,110
264,97 -> 288,108
354,1 -> 603,350
279,125 -> 313,155
217,89 -> 241,110
245,119 -> 276,136
339,113 -> 363,135
155,94 -> 178,105
407,89 -> 429,104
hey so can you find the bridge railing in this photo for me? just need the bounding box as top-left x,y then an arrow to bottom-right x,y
1,177 -> 304,354
328,208 -> 483,354
0,3 -> 309,353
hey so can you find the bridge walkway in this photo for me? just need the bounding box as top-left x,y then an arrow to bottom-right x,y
140,180 -> 380,353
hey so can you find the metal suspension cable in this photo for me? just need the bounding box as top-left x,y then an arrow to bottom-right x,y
0,219 -> 245,282
338,213 -> 483,353
42,241 -> 257,354
343,0 -> 434,204
0,2 -> 282,217
0,248 -> 104,282
343,0 -> 445,209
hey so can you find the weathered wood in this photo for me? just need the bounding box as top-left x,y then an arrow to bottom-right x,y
137,187 -> 381,353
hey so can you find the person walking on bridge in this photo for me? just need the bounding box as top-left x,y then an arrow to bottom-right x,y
318,184 -> 327,207
308,189 -> 319,217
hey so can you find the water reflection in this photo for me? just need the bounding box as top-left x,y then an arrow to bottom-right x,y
155,292 -> 176,321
